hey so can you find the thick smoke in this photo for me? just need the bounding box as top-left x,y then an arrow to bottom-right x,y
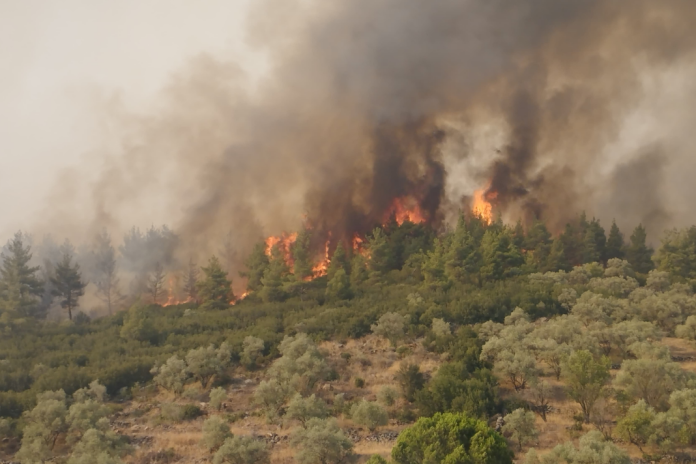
35,0 -> 696,275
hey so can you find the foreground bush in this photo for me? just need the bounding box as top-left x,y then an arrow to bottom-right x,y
391,412 -> 512,464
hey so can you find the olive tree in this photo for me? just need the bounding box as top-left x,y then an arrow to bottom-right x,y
286,394 -> 329,428
201,416 -> 232,451
151,355 -> 188,396
241,336 -> 265,368
541,431 -> 630,464
291,418 -> 353,464
209,387 -> 227,411
502,408 -> 538,450
562,350 -> 610,423
371,312 -> 408,347
214,436 -> 270,464
351,400 -> 388,431
185,343 -> 233,389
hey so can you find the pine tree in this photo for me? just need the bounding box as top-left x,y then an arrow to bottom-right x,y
512,220 -> 526,250
240,242 -> 270,292
368,228 -> 393,274
626,224 -> 654,275
326,268 -> 352,300
560,222 -> 583,267
525,220 -> 552,270
546,238 -> 570,272
260,245 -> 290,303
182,258 -> 200,303
589,219 -> 607,263
50,242 -> 86,320
292,230 -> 314,281
606,220 -> 625,260
0,232 -> 43,318
582,228 -> 600,264
147,262 -> 166,304
327,242 -> 349,280
196,256 -> 234,310
93,231 -> 122,314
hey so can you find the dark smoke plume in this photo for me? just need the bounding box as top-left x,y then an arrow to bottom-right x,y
38,0 -> 696,274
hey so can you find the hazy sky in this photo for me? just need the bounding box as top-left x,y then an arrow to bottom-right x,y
0,0 -> 261,240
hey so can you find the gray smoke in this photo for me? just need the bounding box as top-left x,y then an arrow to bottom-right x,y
33,0 -> 696,276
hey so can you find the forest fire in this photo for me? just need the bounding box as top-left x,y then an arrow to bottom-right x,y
472,188 -> 494,224
265,232 -> 298,267
384,197 -> 426,225
311,240 -> 331,278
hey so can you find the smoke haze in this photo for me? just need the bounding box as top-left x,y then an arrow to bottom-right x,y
4,0 -> 696,275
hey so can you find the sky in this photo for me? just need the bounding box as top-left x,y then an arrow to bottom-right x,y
0,0 -> 261,241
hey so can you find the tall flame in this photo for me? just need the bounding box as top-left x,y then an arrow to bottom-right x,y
311,239 -> 331,278
265,232 -> 298,267
472,189 -> 494,224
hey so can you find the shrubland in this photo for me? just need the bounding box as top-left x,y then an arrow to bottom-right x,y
2,213 -> 696,462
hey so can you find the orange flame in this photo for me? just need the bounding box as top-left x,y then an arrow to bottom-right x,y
472,189 -> 494,224
311,240 -> 331,278
384,197 -> 425,225
265,232 -> 298,268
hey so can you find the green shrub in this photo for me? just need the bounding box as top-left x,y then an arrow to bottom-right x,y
160,403 -> 202,422
354,377 -> 365,388
351,400 -> 388,431
377,386 -> 398,407
392,412 -> 513,464
201,416 -> 232,451
210,387 -> 227,411
366,455 -> 388,464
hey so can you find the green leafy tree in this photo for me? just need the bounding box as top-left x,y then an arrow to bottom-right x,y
0,231 -> 43,318
151,355 -> 188,396
391,412 -> 513,464
350,400 -> 388,431
120,302 -> 158,343
185,343 -> 232,389
371,312 -> 407,347
615,400 -> 655,453
210,387 -> 227,411
542,431 -> 630,464
201,416 -> 233,451
606,221 -> 625,260
562,350 -> 610,423
290,418 -> 353,464
654,226 -> 696,280
66,428 -> 126,464
241,336 -> 265,369
214,436 -> 270,464
377,386 -> 398,407
197,256 -> 234,310
625,224 -> 654,275
50,243 -> 86,320
502,408 -> 538,450
240,242 -> 269,292
286,394 -> 329,428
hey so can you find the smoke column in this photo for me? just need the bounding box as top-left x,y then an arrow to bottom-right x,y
35,0 -> 696,272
